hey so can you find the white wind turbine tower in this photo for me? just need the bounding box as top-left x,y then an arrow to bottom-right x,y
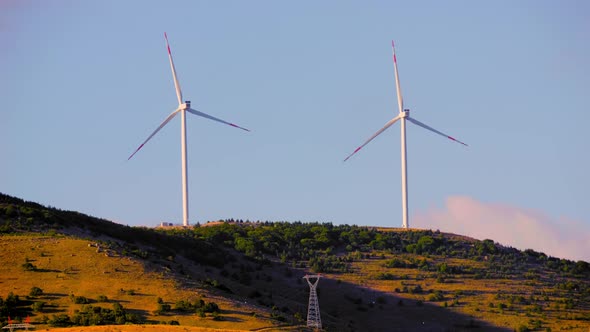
344,41 -> 467,229
128,33 -> 250,227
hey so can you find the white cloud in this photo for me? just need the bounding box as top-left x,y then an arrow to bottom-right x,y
413,196 -> 590,262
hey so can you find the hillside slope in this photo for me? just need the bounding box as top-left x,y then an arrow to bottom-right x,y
1,192 -> 589,331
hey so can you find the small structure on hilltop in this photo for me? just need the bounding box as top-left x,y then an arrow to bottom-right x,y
303,274 -> 322,330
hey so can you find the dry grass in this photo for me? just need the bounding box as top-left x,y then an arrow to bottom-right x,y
43,326 -> 308,332
325,251 -> 590,331
42,326 -> 247,332
2,232 -> 589,331
0,235 -> 274,330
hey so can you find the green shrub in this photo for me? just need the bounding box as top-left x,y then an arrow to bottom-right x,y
32,301 -> 45,312
72,295 -> 89,304
49,314 -> 73,327
29,286 -> 43,297
155,303 -> 171,315
410,285 -> 423,294
427,290 -> 444,302
375,272 -> 396,280
22,262 -> 37,271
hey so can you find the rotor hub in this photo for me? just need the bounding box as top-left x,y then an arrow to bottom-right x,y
180,101 -> 191,110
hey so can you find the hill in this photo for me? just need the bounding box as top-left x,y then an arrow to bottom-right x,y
1,192 -> 589,331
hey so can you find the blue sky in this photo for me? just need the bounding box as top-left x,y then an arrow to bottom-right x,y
1,1 -> 589,260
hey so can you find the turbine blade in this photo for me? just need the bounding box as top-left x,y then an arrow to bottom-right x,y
187,108 -> 250,132
407,117 -> 468,146
392,41 -> 404,114
344,115 -> 401,162
164,32 -> 183,105
128,109 -> 181,160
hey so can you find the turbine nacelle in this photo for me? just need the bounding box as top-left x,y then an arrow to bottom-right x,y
400,109 -> 410,118
180,101 -> 191,110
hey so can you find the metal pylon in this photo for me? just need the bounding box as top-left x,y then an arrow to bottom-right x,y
304,274 -> 322,330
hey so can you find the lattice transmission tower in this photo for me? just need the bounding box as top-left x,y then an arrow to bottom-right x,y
304,274 -> 322,330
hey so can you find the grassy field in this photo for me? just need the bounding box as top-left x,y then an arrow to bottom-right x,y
41,326 -> 247,332
42,326 -> 313,332
327,251 -> 590,331
2,233 -> 590,331
1,192 -> 589,331
0,235 -> 276,331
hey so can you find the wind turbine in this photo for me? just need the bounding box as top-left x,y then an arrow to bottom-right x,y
344,41 -> 467,229
128,33 -> 250,227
